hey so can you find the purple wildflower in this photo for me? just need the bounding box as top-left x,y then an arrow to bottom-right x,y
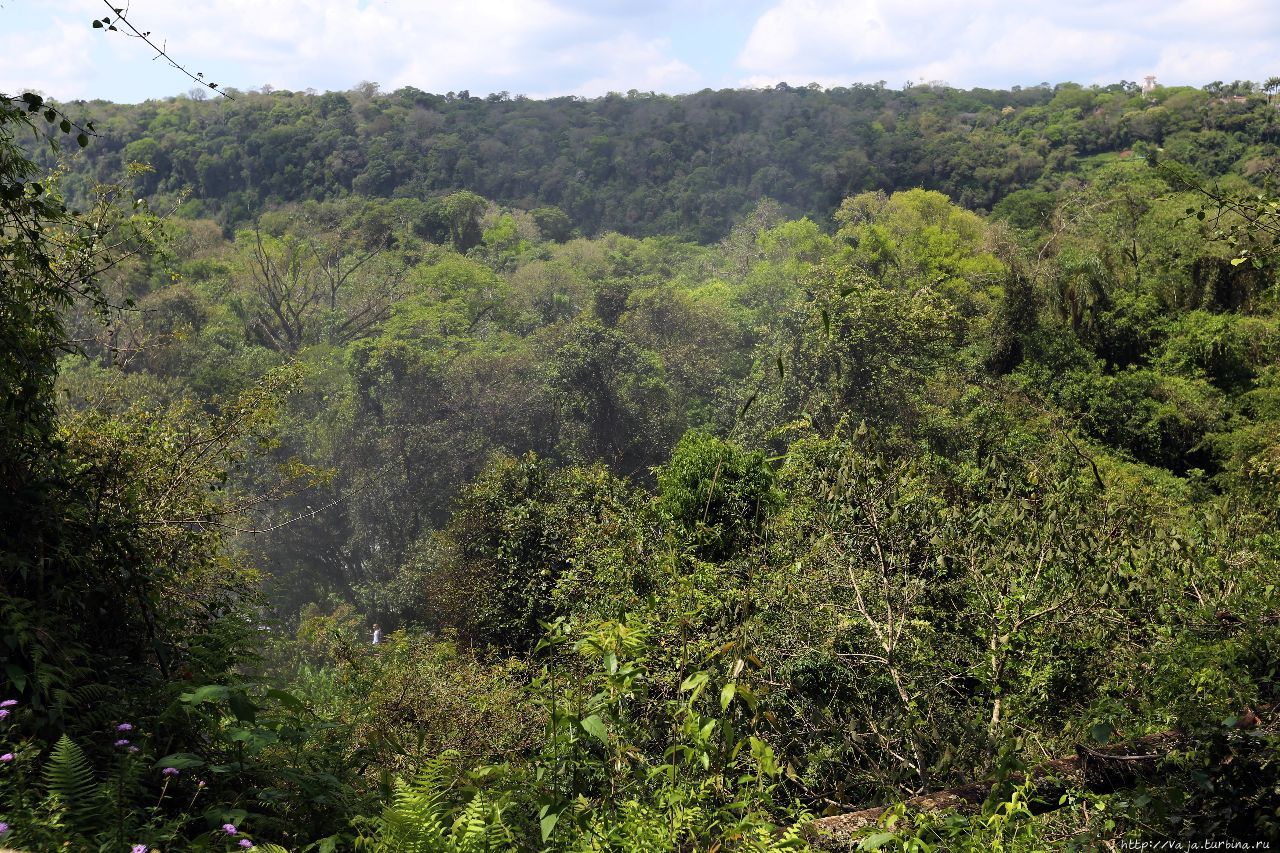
197,779 -> 207,788
132,845 -> 148,853
128,746 -> 139,754
114,738 -> 130,747
0,753 -> 13,762
222,823 -> 239,835
0,699 -> 15,708
0,821 -> 8,834
116,722 -> 134,733
239,841 -> 254,850
161,766 -> 180,776
0,710 -> 9,721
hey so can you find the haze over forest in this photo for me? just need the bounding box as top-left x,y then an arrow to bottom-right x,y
2,4 -> 1280,851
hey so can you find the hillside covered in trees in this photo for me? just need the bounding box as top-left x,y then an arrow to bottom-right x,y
3,76 -> 1280,851
44,78 -> 1280,240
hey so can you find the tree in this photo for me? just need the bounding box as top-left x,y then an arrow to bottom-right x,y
751,251 -> 953,439
656,431 -> 779,561
1264,77 -> 1280,104
0,92 -> 266,739
409,453 -> 628,653
233,225 -> 406,352
439,190 -> 487,252
530,205 -> 574,243
547,320 -> 676,474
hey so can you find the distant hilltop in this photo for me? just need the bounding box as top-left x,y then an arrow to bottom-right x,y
35,80 -> 1277,242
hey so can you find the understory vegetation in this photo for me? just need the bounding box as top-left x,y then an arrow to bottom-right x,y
2,79 -> 1279,850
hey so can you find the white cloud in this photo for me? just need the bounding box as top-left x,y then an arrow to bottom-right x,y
1,0 -> 707,100
2,0 -> 1278,102
108,0 -> 589,91
0,1 -> 100,98
737,0 -> 1280,89
556,35 -> 699,97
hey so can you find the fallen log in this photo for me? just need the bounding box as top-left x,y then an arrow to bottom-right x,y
807,706 -> 1274,849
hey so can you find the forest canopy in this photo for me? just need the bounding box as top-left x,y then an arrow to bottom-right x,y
2,73 -> 1280,851
38,77 -> 1280,240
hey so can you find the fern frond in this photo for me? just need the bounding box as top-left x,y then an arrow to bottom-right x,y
360,753 -> 512,853
43,735 -> 97,803
50,683 -> 123,730
41,734 -> 108,835
452,794 -> 512,853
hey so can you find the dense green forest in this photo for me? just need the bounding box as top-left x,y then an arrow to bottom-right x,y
41,77 -> 1280,240
3,75 -> 1280,851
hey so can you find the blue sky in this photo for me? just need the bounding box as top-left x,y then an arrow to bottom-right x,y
2,0 -> 1277,102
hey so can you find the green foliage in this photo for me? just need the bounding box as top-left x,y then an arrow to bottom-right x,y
1152,726 -> 1280,842
42,81 -> 1278,242
517,615 -> 810,851
287,619 -> 540,781
847,785 -> 1048,852
530,206 -> 574,244
753,253 -> 954,437
547,320 -> 676,471
657,431 -> 780,561
355,753 -> 512,853
41,735 -> 106,829
0,714 -> 269,851
410,454 -> 631,653
7,71 -> 1280,852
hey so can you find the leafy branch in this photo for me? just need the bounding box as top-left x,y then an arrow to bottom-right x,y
1148,149 -> 1280,267
3,91 -> 95,148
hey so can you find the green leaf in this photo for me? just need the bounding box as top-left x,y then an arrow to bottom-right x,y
858,833 -> 897,850
4,664 -> 27,692
153,752 -> 205,771
1089,722 -> 1114,744
720,683 -> 736,711
680,671 -> 709,693
181,684 -> 229,705
77,133 -> 89,148
59,119 -> 71,133
540,810 -> 560,841
265,688 -> 306,713
43,735 -> 103,822
580,714 -> 607,744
